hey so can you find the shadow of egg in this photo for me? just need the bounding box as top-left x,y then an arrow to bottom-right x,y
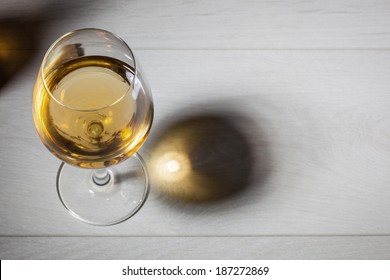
148,114 -> 255,202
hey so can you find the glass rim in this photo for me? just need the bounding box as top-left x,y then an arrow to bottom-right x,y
41,27 -> 137,112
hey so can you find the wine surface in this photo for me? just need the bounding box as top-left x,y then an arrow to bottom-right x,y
33,56 -> 153,168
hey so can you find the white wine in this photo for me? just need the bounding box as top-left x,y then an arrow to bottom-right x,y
33,56 -> 153,168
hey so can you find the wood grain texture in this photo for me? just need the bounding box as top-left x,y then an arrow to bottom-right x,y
1,236 -> 390,259
1,51 -> 390,237
1,0 -> 390,259
1,0 -> 390,50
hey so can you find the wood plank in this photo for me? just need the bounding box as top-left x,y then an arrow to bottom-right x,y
2,0 -> 390,49
1,50 -> 390,236
1,236 -> 389,259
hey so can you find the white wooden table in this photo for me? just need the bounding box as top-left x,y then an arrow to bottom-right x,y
1,0 -> 390,259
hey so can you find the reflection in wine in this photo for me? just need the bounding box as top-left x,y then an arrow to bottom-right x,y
33,56 -> 153,168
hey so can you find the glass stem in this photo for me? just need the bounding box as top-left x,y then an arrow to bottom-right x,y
92,168 -> 111,186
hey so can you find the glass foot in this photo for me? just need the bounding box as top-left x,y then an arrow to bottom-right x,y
56,153 -> 149,226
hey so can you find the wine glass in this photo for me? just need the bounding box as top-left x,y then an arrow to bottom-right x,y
32,28 -> 153,225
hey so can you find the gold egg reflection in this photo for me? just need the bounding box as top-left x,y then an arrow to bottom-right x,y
149,115 -> 254,202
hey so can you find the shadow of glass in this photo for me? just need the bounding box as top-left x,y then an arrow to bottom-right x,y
148,110 -> 271,204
